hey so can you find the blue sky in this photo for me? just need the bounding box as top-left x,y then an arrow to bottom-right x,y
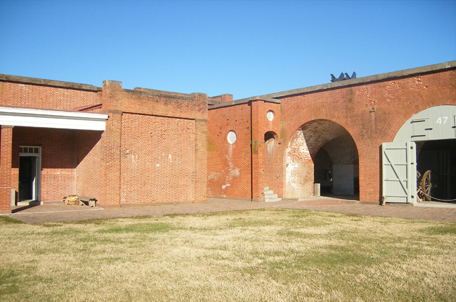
1,0 -> 455,100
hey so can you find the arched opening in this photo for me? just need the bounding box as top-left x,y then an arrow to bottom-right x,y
285,120 -> 359,199
264,131 -> 280,196
264,131 -> 276,142
383,105 -> 456,204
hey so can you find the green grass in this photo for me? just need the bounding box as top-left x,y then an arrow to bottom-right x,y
423,225 -> 456,235
0,210 -> 455,301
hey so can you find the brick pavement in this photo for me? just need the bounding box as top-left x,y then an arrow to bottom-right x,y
2,197 -> 456,224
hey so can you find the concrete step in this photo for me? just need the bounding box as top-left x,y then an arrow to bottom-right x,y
16,200 -> 40,206
265,197 -> 282,202
264,187 -> 281,202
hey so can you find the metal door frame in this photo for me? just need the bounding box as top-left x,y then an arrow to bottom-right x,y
19,146 -> 42,202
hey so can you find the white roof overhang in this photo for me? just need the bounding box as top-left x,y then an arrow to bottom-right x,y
0,106 -> 108,131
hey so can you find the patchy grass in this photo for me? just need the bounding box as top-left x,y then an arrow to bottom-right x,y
0,209 -> 455,301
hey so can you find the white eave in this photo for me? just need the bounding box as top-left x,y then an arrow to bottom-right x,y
0,106 -> 108,131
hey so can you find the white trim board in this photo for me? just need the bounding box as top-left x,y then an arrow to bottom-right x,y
0,106 -> 108,131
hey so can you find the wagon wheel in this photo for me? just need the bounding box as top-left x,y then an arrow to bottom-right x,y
421,170 -> 432,201
416,171 -> 422,202
416,171 -> 424,202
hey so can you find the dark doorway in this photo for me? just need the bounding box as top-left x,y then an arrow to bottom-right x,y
417,139 -> 456,201
314,148 -> 333,194
19,156 -> 37,201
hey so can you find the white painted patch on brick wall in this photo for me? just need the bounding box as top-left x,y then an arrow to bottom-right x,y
221,144 -> 240,191
125,149 -> 138,167
285,128 -> 314,198
285,162 -> 301,191
208,172 -> 220,180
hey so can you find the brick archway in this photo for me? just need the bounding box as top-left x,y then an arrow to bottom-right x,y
285,119 -> 359,198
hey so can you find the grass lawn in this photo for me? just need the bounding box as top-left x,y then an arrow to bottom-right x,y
1,208 -> 455,301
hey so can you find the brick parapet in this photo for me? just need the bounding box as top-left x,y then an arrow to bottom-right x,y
101,80 -> 208,120
0,78 -> 101,112
0,74 -> 101,92
209,94 -> 233,103
259,60 -> 456,100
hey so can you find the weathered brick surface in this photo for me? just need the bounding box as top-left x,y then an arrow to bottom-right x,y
195,118 -> 208,202
0,76 -> 208,207
0,64 -> 454,208
250,101 -> 283,200
0,126 -> 13,212
207,104 -> 252,198
210,94 -> 233,103
75,130 -> 103,200
120,114 -> 196,204
207,100 -> 283,200
100,81 -> 208,206
0,81 -> 100,110
280,70 -> 456,202
207,68 -> 456,203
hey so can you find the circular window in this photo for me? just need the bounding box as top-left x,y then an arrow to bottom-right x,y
227,131 -> 237,144
266,110 -> 274,121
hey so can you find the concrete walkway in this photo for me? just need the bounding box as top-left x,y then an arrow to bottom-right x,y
2,197 -> 456,223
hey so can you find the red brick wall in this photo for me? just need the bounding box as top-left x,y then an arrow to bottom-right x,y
249,101 -> 283,200
2,67 -> 453,207
208,69 -> 455,203
100,81 -> 207,205
1,77 -> 208,207
207,101 -> 283,200
0,82 -> 100,110
207,104 -> 252,198
195,118 -> 208,202
75,130 -> 103,200
0,126 -> 13,211
120,114 -> 196,204
101,82 -> 207,120
280,70 -> 456,202
100,112 -> 122,206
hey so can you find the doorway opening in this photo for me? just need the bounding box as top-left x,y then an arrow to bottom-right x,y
382,105 -> 456,204
18,146 -> 41,202
264,131 -> 281,197
416,139 -> 456,202
313,134 -> 359,196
